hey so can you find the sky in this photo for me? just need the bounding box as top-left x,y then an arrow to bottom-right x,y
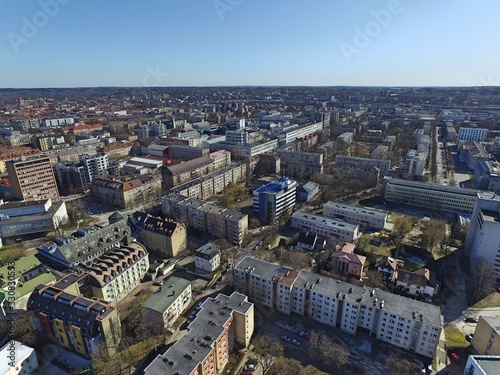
1,0 -> 500,88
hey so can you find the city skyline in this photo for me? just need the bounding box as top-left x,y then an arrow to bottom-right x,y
2,0 -> 500,88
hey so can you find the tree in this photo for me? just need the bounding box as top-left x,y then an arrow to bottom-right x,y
267,357 -> 306,375
393,215 -> 413,237
363,269 -> 385,290
470,258 -> 496,305
252,335 -> 284,373
387,357 -> 420,375
421,219 -> 446,252
12,310 -> 38,346
307,331 -> 349,371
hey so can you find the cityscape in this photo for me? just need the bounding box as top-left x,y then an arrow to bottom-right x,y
2,1 -> 500,375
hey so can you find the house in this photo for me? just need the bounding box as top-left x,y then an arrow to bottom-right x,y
395,268 -> 438,300
329,242 -> 366,279
375,256 -> 404,281
297,232 -> 318,252
195,243 -> 221,273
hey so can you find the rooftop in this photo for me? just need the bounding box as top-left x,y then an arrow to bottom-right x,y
142,277 -> 191,313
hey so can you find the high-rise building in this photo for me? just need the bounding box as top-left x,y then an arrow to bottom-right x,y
6,156 -> 60,202
80,153 -> 110,183
252,176 -> 297,224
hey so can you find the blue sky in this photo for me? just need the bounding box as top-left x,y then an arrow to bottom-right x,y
1,0 -> 499,88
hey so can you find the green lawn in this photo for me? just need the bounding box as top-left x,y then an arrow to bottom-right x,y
472,292 -> 500,308
357,233 -> 395,258
444,325 -> 467,348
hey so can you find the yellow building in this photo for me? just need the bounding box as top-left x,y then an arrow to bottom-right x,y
472,316 -> 500,355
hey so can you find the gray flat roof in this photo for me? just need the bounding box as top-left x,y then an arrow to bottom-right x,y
142,277 -> 191,313
324,201 -> 388,219
384,177 -> 480,196
292,211 -> 359,231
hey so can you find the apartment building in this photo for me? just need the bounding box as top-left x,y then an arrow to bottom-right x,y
0,148 -> 41,173
464,355 -> 500,375
195,243 -> 221,272
323,201 -> 388,231
335,155 -> 391,176
457,127 -> 488,145
142,276 -> 192,329
464,192 -> 500,278
7,156 -> 60,202
163,156 -> 214,189
102,142 -> 134,158
0,341 -> 39,375
168,144 -> 210,160
129,212 -> 187,257
234,256 -> 441,358
144,292 -> 254,375
404,149 -> 427,178
36,219 -> 131,270
473,160 -> 500,193
252,176 -> 297,224
76,242 -> 149,305
28,274 -> 121,357
276,150 -> 323,178
210,139 -> 278,159
275,121 -> 324,144
91,174 -> 162,209
162,194 -> 248,245
394,268 -> 438,300
382,177 -> 480,214
291,210 -> 360,242
169,162 -> 247,200
459,141 -> 492,170
472,316 -> 500,355
445,122 -> 457,142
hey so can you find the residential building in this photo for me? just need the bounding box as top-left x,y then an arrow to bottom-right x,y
0,255 -> 55,316
0,148 -> 41,174
329,242 -> 366,279
464,192 -> 500,278
210,139 -> 278,159
0,199 -> 68,241
162,194 -> 248,245
371,145 -> 389,160
6,156 -> 60,202
473,160 -> 500,193
296,181 -> 320,202
291,211 -> 360,242
252,176 -> 297,224
323,201 -> 389,231
459,141 -> 492,170
28,275 -> 121,357
464,356 -> 500,375
274,121 -> 323,144
195,243 -> 221,272
143,292 -> 254,375
382,177 -> 480,214
142,276 -> 192,329
90,174 -> 162,209
297,231 -> 319,252
404,149 -> 427,178
102,142 -> 134,158
163,156 -> 214,189
276,150 -> 323,178
394,268 -> 438,300
0,341 -> 39,375
472,316 -> 500,355
167,144 -> 209,160
335,155 -> 391,176
457,127 -> 488,145
76,242 -> 149,305
234,256 -> 441,358
445,122 -> 457,142
129,212 -> 187,257
375,256 -> 404,281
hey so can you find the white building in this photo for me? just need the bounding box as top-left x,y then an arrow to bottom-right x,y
291,210 -> 360,242
0,341 -> 39,375
234,256 -> 441,358
457,127 -> 488,145
464,356 -> 500,375
323,201 -> 388,231
464,192 -> 500,279
195,243 -> 221,272
275,121 -> 324,144
404,149 -> 426,178
382,177 -> 480,214
253,177 -> 297,224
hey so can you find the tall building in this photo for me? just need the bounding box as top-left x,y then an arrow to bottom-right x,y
464,192 -> 500,278
252,176 -> 297,224
6,156 -> 60,202
471,316 -> 500,356
457,127 -> 488,145
80,153 -> 110,183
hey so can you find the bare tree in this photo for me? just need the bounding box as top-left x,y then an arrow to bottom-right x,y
267,357 -> 307,375
307,331 -> 349,371
470,258 -> 496,305
387,357 -> 420,375
252,335 -> 284,373
421,219 -> 446,252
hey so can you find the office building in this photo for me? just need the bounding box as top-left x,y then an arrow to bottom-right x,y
291,211 -> 360,242
144,292 -> 253,375
6,156 -> 60,202
252,176 -> 297,224
457,127 -> 488,145
28,274 -> 121,357
234,256 -> 441,358
323,201 -> 388,231
473,160 -> 500,193
459,141 -> 492,170
464,192 -> 500,278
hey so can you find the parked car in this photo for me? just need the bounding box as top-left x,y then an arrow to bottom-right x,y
299,330 -> 310,337
292,339 -> 301,346
281,335 -> 291,342
464,317 -> 478,323
153,280 -> 164,286
466,333 -> 474,342
450,352 -> 460,364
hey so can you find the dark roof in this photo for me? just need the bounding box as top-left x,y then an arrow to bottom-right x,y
297,231 -> 317,247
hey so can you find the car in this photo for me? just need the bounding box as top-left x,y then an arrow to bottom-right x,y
466,333 -> 474,342
281,335 -> 291,342
291,339 -> 301,346
189,312 -> 197,319
299,330 -> 310,337
464,317 -> 478,323
450,351 -> 460,364
153,280 -> 163,286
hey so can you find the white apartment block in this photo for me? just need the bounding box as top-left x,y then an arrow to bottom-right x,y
323,201 -> 388,231
291,210 -> 360,242
195,243 -> 221,272
464,192 -> 500,278
276,121 -> 324,144
404,149 -> 426,178
382,177 -> 479,214
234,256 -> 441,358
457,127 -> 488,145
0,341 -> 39,375
335,155 -> 391,176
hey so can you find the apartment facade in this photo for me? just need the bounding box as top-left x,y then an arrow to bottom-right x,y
168,144 -> 209,160
457,127 -> 488,145
234,256 -> 441,358
382,177 -> 479,214
163,156 -> 214,189
291,210 -> 360,242
7,156 -> 60,202
252,177 -> 297,224
335,155 -> 391,176
0,341 -> 39,375
144,292 -> 254,375
323,201 -> 388,231
28,275 -> 121,357
195,243 -> 221,272
472,316 -> 500,355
